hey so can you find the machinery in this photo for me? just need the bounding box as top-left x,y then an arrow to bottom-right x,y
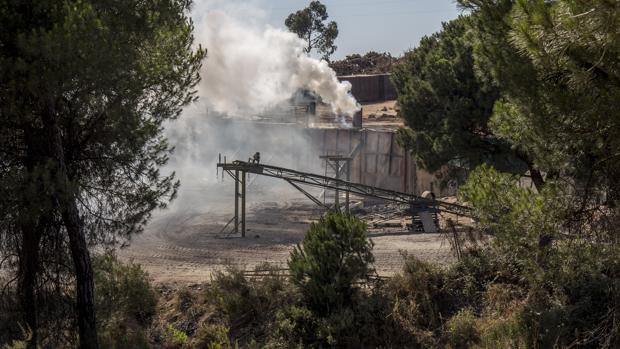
216,157 -> 472,237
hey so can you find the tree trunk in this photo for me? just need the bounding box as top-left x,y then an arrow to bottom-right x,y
62,201 -> 99,349
43,104 -> 99,349
529,166 -> 545,192
515,149 -> 545,191
18,219 -> 42,349
18,126 -> 45,348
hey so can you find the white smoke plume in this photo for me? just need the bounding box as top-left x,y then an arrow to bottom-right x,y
157,1 -> 360,213
192,4 -> 360,116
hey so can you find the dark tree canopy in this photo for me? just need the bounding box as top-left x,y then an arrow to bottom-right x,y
392,16 -> 525,181
0,0 -> 205,347
285,0 -> 339,61
460,0 -> 620,200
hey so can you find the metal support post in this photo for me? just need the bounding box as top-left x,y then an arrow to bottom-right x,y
345,160 -> 350,212
241,170 -> 246,237
234,169 -> 239,233
334,160 -> 340,210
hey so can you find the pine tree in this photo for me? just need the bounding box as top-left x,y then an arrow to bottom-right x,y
285,1 -> 339,61
393,17 -> 529,184
0,1 -> 205,347
461,0 -> 620,201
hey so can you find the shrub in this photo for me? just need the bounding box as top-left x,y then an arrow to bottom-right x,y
192,324 -> 236,349
475,311 -> 527,349
270,305 -> 317,347
288,212 -> 374,316
164,324 -> 190,348
93,253 -> 158,349
445,309 -> 479,349
207,264 -> 296,344
387,254 -> 448,331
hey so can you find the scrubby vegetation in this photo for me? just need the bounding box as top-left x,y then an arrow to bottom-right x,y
3,202 -> 619,348
2,0 -> 620,348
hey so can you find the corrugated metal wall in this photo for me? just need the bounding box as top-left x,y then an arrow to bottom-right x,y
338,74 -> 398,103
305,128 -> 446,197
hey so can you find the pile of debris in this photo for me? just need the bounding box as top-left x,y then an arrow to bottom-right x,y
330,51 -> 401,76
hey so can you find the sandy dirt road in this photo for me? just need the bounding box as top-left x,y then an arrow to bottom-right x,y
119,192 -> 455,284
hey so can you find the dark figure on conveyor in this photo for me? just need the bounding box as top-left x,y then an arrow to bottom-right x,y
250,152 -> 260,164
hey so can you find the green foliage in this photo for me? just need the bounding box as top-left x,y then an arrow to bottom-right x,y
288,212 -> 374,316
94,254 -> 157,349
94,254 -> 158,325
387,255 -> 448,333
208,264 -> 296,343
474,311 -> 527,349
285,1 -> 338,60
192,324 -> 236,349
165,324 -> 190,348
0,0 -> 206,244
0,0 -> 205,343
445,309 -> 480,349
265,213 -> 397,348
461,0 -> 620,200
270,298 -> 396,348
459,165 -> 564,262
271,305 -> 317,347
444,249 -> 513,312
458,164 -> 620,347
393,16 -> 523,178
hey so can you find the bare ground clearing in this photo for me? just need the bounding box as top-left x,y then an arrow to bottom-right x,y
119,194 -> 455,284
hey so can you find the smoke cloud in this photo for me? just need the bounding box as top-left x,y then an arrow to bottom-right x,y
158,1 -> 357,213
193,4 -> 359,116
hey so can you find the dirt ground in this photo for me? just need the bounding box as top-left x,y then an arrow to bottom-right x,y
360,100 -> 403,129
119,189 -> 456,284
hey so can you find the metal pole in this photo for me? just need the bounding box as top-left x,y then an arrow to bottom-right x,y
345,160 -> 350,212
323,157 -> 328,205
234,169 -> 239,234
334,160 -> 340,210
241,170 -> 246,237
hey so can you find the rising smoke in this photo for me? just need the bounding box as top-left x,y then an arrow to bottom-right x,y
161,1 -> 358,213
192,3 -> 359,117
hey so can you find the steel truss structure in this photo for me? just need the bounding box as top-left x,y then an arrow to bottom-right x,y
217,160 -> 472,236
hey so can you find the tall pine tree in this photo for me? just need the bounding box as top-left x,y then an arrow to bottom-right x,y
0,1 -> 205,347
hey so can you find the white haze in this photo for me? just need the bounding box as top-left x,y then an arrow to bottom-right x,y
160,1 -> 358,213
193,5 -> 359,116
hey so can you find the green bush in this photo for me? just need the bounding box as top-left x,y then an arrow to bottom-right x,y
459,165 -> 620,348
164,324 -> 190,348
191,324 -> 236,349
93,253 -> 158,349
288,211 -> 374,316
388,254 -> 448,330
445,309 -> 479,349
259,212 -> 395,348
207,264 -> 296,344
270,305 -> 317,347
475,312 -> 527,349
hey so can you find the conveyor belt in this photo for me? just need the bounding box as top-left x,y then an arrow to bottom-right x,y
217,160 -> 472,217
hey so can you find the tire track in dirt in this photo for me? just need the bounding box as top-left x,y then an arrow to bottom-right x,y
119,199 -> 454,283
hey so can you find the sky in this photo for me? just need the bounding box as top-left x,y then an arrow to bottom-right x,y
259,0 -> 462,60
